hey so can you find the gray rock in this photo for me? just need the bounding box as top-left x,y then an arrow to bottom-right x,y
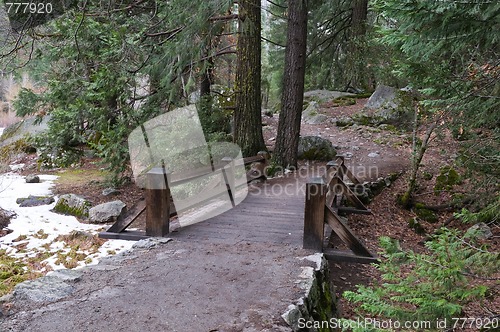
467,222 -> 493,240
364,85 -> 414,126
53,194 -> 91,218
302,101 -> 328,124
0,115 -> 50,147
48,269 -> 83,282
132,237 -> 172,249
304,90 -> 354,103
102,188 -> 120,196
16,195 -> 55,207
13,276 -> 75,303
368,152 -> 380,158
335,116 -> 354,127
88,200 -> 126,224
297,136 -> 337,161
25,174 -> 40,183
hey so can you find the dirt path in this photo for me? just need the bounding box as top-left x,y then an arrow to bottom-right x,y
1,239 -> 318,332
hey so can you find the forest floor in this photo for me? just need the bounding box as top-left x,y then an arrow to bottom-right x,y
1,97 -> 498,330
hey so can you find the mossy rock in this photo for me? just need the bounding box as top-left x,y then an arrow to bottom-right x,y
414,203 -> 438,223
53,194 -> 91,218
335,117 -> 354,127
297,136 -> 337,161
422,172 -> 433,181
408,218 -> 426,234
434,166 -> 461,193
332,96 -> 356,106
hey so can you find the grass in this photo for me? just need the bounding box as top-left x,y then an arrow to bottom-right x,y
0,249 -> 44,297
55,168 -> 108,187
0,230 -> 108,295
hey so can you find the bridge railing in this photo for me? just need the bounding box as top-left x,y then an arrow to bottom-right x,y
303,156 -> 378,264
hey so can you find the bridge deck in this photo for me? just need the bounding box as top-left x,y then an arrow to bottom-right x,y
170,176 -> 307,246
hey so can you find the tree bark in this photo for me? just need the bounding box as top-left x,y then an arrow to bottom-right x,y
351,0 -> 368,37
273,0 -> 308,169
233,0 -> 266,156
345,0 -> 369,91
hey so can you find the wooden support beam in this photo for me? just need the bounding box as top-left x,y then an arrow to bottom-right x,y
146,167 -> 171,237
99,230 -> 150,241
105,199 -> 146,233
337,206 -> 372,215
324,205 -> 374,257
324,248 -> 379,264
336,179 -> 369,211
303,177 -> 327,251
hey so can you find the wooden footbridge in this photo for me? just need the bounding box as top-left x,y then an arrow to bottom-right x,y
99,154 -> 377,264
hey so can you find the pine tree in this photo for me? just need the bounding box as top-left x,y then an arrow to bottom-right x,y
273,0 -> 308,169
233,0 -> 267,156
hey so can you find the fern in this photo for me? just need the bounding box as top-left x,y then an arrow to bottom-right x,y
344,229 -> 499,331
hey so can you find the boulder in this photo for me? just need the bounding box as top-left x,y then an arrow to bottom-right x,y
102,188 -> 120,196
0,115 -> 50,147
364,85 -> 413,127
302,101 -> 328,124
53,194 -> 91,218
466,222 -> 493,240
13,276 -> 75,303
304,90 -> 355,103
25,174 -> 40,183
16,195 -> 55,207
88,200 -> 126,224
297,136 -> 337,161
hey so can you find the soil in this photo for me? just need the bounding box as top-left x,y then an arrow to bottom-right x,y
1,97 -> 498,329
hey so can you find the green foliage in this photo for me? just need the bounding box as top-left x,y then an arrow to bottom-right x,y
8,0 -> 235,182
0,249 -> 42,296
455,197 -> 499,225
344,230 -> 499,331
414,203 -> 438,223
434,166 -> 461,194
373,0 -> 499,204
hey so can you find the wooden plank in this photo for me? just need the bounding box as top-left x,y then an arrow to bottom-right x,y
146,168 -> 170,237
324,248 -> 379,264
106,199 -> 146,233
337,206 -> 372,215
303,177 -> 327,251
99,230 -> 150,241
324,205 -> 374,257
337,179 -> 369,211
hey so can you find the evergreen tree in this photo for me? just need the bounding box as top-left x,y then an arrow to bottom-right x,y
372,0 -> 500,205
233,0 -> 267,156
273,0 -> 308,169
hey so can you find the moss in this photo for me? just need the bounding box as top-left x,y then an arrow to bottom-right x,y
434,166 -> 461,194
408,218 -> 426,234
0,249 -> 43,296
53,202 -> 90,218
0,137 -> 34,163
423,172 -> 433,181
415,203 -> 439,223
397,192 -> 413,209
332,96 -> 356,106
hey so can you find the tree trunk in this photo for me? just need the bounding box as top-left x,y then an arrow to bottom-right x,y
273,0 -> 308,169
233,0 -> 266,156
345,0 -> 369,91
351,0 -> 368,37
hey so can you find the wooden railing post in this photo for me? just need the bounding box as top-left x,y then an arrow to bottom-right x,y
303,177 -> 327,251
146,167 -> 170,237
221,157 -> 236,207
